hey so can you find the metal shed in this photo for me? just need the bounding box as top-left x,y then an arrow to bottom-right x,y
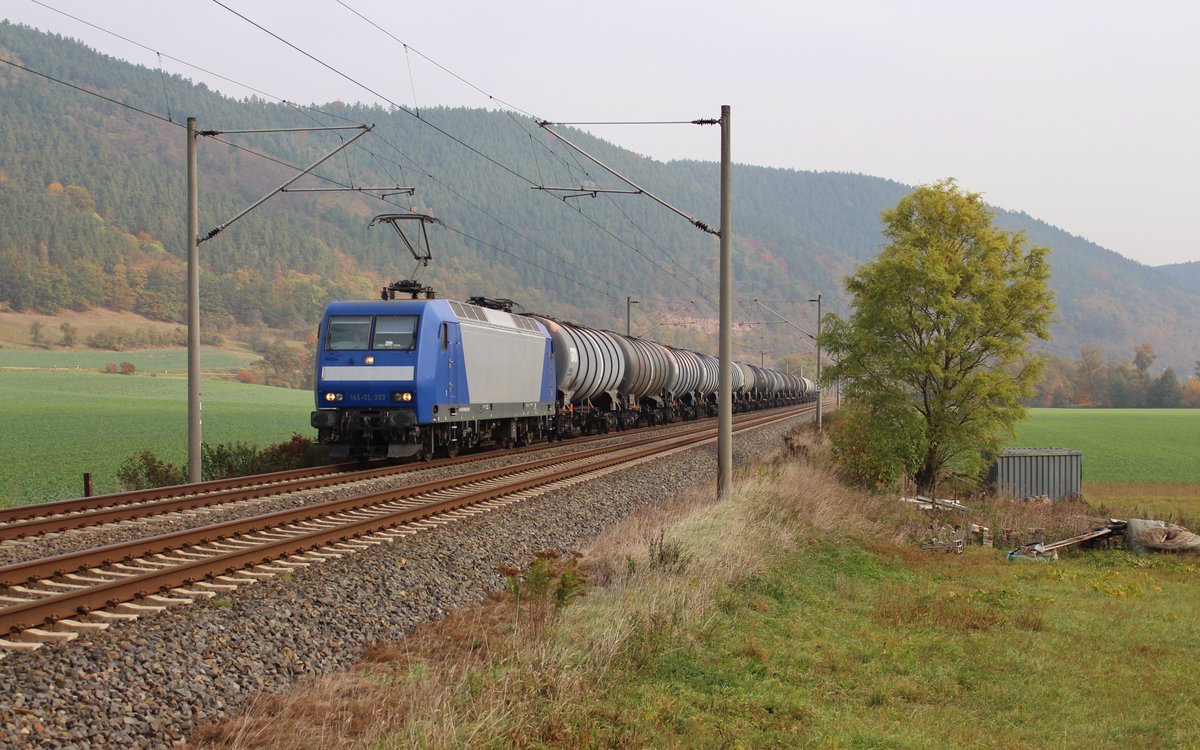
992,448 -> 1082,501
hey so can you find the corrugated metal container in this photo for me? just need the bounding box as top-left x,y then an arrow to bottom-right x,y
993,448 -> 1082,501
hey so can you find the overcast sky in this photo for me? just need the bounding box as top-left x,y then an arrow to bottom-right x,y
6,0 -> 1199,266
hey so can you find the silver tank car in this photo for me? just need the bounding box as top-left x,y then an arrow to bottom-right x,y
783,373 -> 802,398
612,334 -> 672,406
696,353 -> 720,400
665,346 -> 703,402
731,361 -> 749,395
797,376 -> 815,397
531,316 -> 625,408
747,364 -> 771,396
765,369 -> 785,397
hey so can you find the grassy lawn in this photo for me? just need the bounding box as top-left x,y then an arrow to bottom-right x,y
0,370 -> 313,504
1012,408 -> 1200,520
1012,409 -> 1200,485
573,546 -> 1199,749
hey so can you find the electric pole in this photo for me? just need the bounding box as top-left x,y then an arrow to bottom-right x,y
717,105 -> 733,500
187,117 -> 201,483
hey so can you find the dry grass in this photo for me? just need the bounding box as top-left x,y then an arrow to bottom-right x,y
1084,482 -> 1200,527
0,309 -> 181,349
188,425 -> 1190,748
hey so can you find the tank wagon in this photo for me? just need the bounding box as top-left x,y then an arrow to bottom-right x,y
312,297 -> 814,459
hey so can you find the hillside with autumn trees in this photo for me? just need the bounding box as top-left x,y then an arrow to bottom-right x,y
2,21 -> 1199,383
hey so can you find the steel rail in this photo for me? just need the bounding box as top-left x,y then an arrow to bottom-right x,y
0,405 -> 809,541
0,461 -> 371,525
1,407 -> 806,587
0,406 -> 806,635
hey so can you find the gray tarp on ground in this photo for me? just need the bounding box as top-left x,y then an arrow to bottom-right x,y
1126,519 -> 1200,553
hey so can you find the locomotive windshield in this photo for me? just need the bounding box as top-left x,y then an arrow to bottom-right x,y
326,316 -> 373,350
325,314 -> 419,351
372,315 -> 419,350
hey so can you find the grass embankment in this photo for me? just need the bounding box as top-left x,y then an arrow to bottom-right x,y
0,370 -> 312,504
1014,408 -> 1200,521
192,429 -> 1200,749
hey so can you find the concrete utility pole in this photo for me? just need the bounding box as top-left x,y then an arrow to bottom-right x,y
626,296 -> 638,337
717,105 -> 733,500
187,117 -> 202,483
810,293 -> 822,431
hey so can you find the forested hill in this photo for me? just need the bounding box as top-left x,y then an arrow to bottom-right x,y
1155,261 -> 1200,296
1,21 -> 1198,370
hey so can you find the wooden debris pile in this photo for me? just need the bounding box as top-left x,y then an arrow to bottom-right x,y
1009,519 -> 1126,560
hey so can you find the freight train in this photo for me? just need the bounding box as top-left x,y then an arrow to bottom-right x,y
310,295 -> 814,459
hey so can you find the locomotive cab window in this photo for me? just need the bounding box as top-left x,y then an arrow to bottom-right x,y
326,316 -> 373,351
372,315 -> 419,350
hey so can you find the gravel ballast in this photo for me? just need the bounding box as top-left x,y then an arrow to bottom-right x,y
0,418 -> 801,749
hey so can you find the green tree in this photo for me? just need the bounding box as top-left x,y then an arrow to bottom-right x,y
1148,367 -> 1183,408
59,321 -> 77,347
1076,344 -> 1108,406
820,179 -> 1055,494
253,342 -> 312,389
1133,343 -> 1156,382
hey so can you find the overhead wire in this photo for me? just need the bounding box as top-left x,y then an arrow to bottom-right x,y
210,0 -> 539,187
322,0 -> 725,305
23,0 -> 730,313
14,2 -> 614,297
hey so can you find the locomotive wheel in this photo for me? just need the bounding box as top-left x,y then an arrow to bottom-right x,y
444,441 -> 459,458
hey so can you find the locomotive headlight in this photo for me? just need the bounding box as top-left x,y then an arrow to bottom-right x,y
393,391 -> 413,402
364,355 -> 375,365
324,392 -> 343,402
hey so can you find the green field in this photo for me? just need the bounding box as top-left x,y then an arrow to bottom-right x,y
0,370 -> 312,504
1011,408 -> 1200,485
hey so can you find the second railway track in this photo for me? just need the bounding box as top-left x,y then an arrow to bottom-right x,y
0,406 -> 806,544
0,405 -> 810,651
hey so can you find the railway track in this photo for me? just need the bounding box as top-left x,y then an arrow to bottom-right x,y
0,405 -> 810,654
0,405 -> 804,543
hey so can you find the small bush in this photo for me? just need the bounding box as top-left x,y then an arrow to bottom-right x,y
202,434 -> 328,480
119,361 -> 136,375
236,369 -> 264,385
117,451 -> 185,490
828,401 -> 923,490
646,527 -> 689,573
117,435 -> 329,490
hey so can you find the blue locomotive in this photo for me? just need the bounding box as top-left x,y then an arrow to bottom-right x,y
311,297 -> 556,459
311,295 -> 815,459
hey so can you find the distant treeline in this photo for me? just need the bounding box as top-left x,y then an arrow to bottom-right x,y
3,21 -> 1200,370
1029,344 -> 1200,408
